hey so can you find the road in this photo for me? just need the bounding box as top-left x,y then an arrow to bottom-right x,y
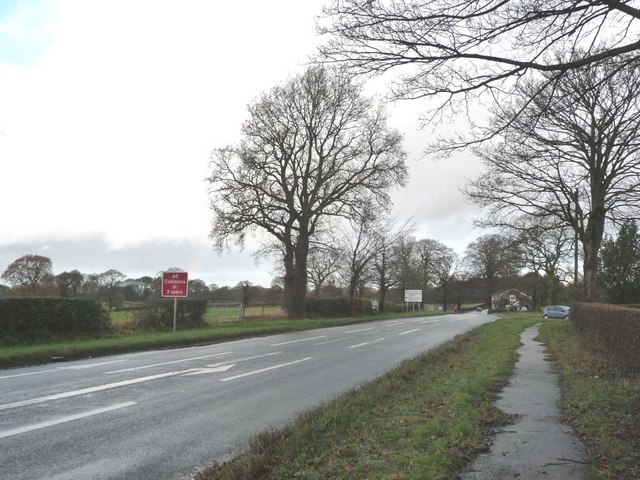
0,311 -> 494,480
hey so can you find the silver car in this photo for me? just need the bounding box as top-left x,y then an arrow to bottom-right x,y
543,305 -> 570,319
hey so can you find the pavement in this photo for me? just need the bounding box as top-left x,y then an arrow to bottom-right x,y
462,323 -> 587,480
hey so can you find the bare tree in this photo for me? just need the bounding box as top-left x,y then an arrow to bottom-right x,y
392,236 -> 420,300
372,236 -> 394,313
56,270 -> 84,298
319,0 -> 640,132
465,57 -> 640,301
336,217 -> 378,313
93,269 -> 126,309
416,239 -> 458,310
1,254 -> 53,294
307,245 -> 340,297
513,218 -> 573,307
431,248 -> 459,312
188,279 -> 210,300
372,219 -> 414,312
208,66 -> 407,318
464,234 -> 522,307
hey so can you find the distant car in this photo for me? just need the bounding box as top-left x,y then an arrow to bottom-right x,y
543,305 -> 570,319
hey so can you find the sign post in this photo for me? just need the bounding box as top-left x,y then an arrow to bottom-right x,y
161,271 -> 188,333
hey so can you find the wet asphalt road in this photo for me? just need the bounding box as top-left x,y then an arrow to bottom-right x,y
0,311 -> 494,480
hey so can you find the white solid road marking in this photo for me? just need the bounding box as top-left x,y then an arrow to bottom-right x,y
349,338 -> 385,349
398,328 -> 420,336
205,351 -> 282,368
1,352 -> 285,410
182,364 -> 236,376
0,368 -> 64,380
0,402 -> 137,440
420,319 -> 441,324
0,360 -> 129,380
269,336 -> 326,346
0,370 -> 185,411
219,357 -> 312,382
105,351 -> 232,374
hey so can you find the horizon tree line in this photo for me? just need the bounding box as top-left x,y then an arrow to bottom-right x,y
3,221 -> 604,311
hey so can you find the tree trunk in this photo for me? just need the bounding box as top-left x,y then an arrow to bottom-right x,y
485,277 -> 496,311
283,245 -> 296,318
348,280 -> 357,315
581,204 -> 605,302
531,271 -> 539,310
378,286 -> 387,313
290,228 -> 310,319
545,274 -> 553,305
582,241 -> 599,302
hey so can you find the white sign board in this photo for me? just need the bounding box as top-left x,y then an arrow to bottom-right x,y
404,289 -> 422,303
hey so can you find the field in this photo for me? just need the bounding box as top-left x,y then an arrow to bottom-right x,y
108,305 -> 286,333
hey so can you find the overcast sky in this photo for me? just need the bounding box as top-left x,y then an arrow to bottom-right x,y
0,0 -> 485,287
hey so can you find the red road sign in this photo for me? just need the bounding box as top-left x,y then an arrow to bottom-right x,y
161,271 -> 189,297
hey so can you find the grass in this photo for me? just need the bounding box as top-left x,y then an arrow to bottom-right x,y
0,307 -> 440,369
195,314 -> 537,480
204,305 -> 286,324
107,305 -> 284,331
538,320 -> 640,479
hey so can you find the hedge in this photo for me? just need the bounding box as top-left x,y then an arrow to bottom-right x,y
571,302 -> 640,372
305,297 -> 352,318
133,299 -> 208,331
0,298 -> 111,345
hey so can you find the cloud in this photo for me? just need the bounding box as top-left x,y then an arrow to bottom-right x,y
0,0 -> 327,247
0,1 -> 488,284
385,99 -> 485,255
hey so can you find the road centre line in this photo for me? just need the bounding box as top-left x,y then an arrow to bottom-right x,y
105,351 -> 232,374
349,338 -> 385,349
219,357 -> 312,382
0,370 -> 187,411
420,319 -> 441,324
0,402 -> 137,440
312,336 -> 356,346
398,328 -> 420,336
269,336 -> 326,346
345,327 -> 375,333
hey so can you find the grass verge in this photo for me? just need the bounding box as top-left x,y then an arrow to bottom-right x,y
0,309 -> 439,369
538,320 -> 640,479
196,315 -> 537,480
